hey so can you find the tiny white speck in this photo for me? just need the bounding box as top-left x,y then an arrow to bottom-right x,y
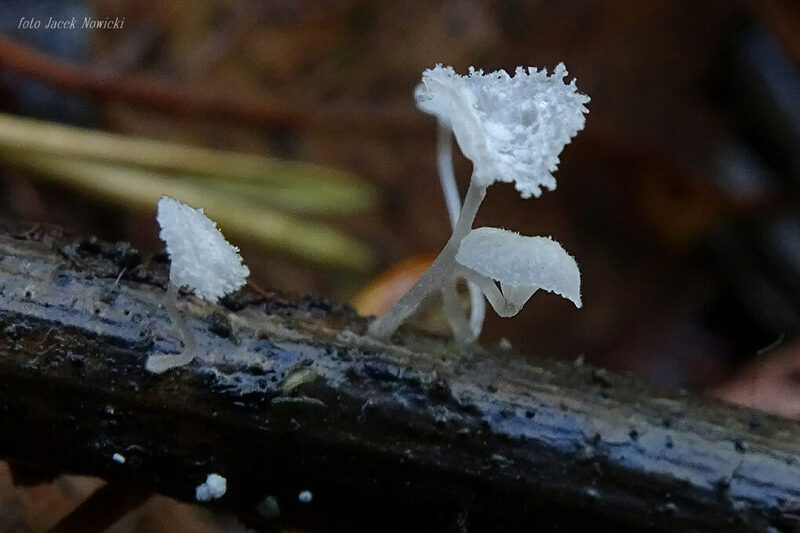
298,490 -> 313,503
111,453 -> 126,464
195,473 -> 227,501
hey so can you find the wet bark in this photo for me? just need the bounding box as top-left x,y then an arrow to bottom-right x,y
0,225 -> 799,532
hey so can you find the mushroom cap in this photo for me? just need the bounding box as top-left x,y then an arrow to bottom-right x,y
157,196 -> 250,302
455,227 -> 581,308
414,64 -> 589,198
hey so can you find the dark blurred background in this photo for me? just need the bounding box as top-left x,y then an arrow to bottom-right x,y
0,1 -> 800,528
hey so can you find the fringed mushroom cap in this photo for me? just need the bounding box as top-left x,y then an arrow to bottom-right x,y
157,196 -> 250,302
414,64 -> 590,198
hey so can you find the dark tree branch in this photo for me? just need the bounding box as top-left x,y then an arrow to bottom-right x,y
0,226 -> 799,532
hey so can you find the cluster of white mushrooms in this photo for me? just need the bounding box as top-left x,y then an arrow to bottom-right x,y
146,62 -> 589,373
369,64 -> 589,342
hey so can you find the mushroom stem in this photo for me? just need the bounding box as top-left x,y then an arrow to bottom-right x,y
440,278 -> 474,343
456,266 -> 517,317
436,123 -> 461,228
368,180 -> 486,339
436,124 -> 487,339
467,285 -> 486,337
145,283 -> 197,373
453,179 -> 486,241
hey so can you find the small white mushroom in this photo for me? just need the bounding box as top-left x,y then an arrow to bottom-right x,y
156,196 -> 250,302
455,227 -> 581,317
146,197 -> 249,373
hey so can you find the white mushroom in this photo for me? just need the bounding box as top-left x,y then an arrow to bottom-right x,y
156,196 -> 250,302
369,64 -> 588,341
455,227 -> 581,317
414,63 -> 590,198
146,196 -> 249,373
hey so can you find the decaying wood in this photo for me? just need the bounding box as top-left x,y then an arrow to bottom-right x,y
1,226 -> 800,532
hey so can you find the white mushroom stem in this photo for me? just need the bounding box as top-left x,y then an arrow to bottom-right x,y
145,283 -> 197,373
466,277 -> 487,337
440,278 -> 474,343
436,123 -> 462,229
435,124 -> 487,339
368,180 -> 487,338
454,265 -> 519,318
